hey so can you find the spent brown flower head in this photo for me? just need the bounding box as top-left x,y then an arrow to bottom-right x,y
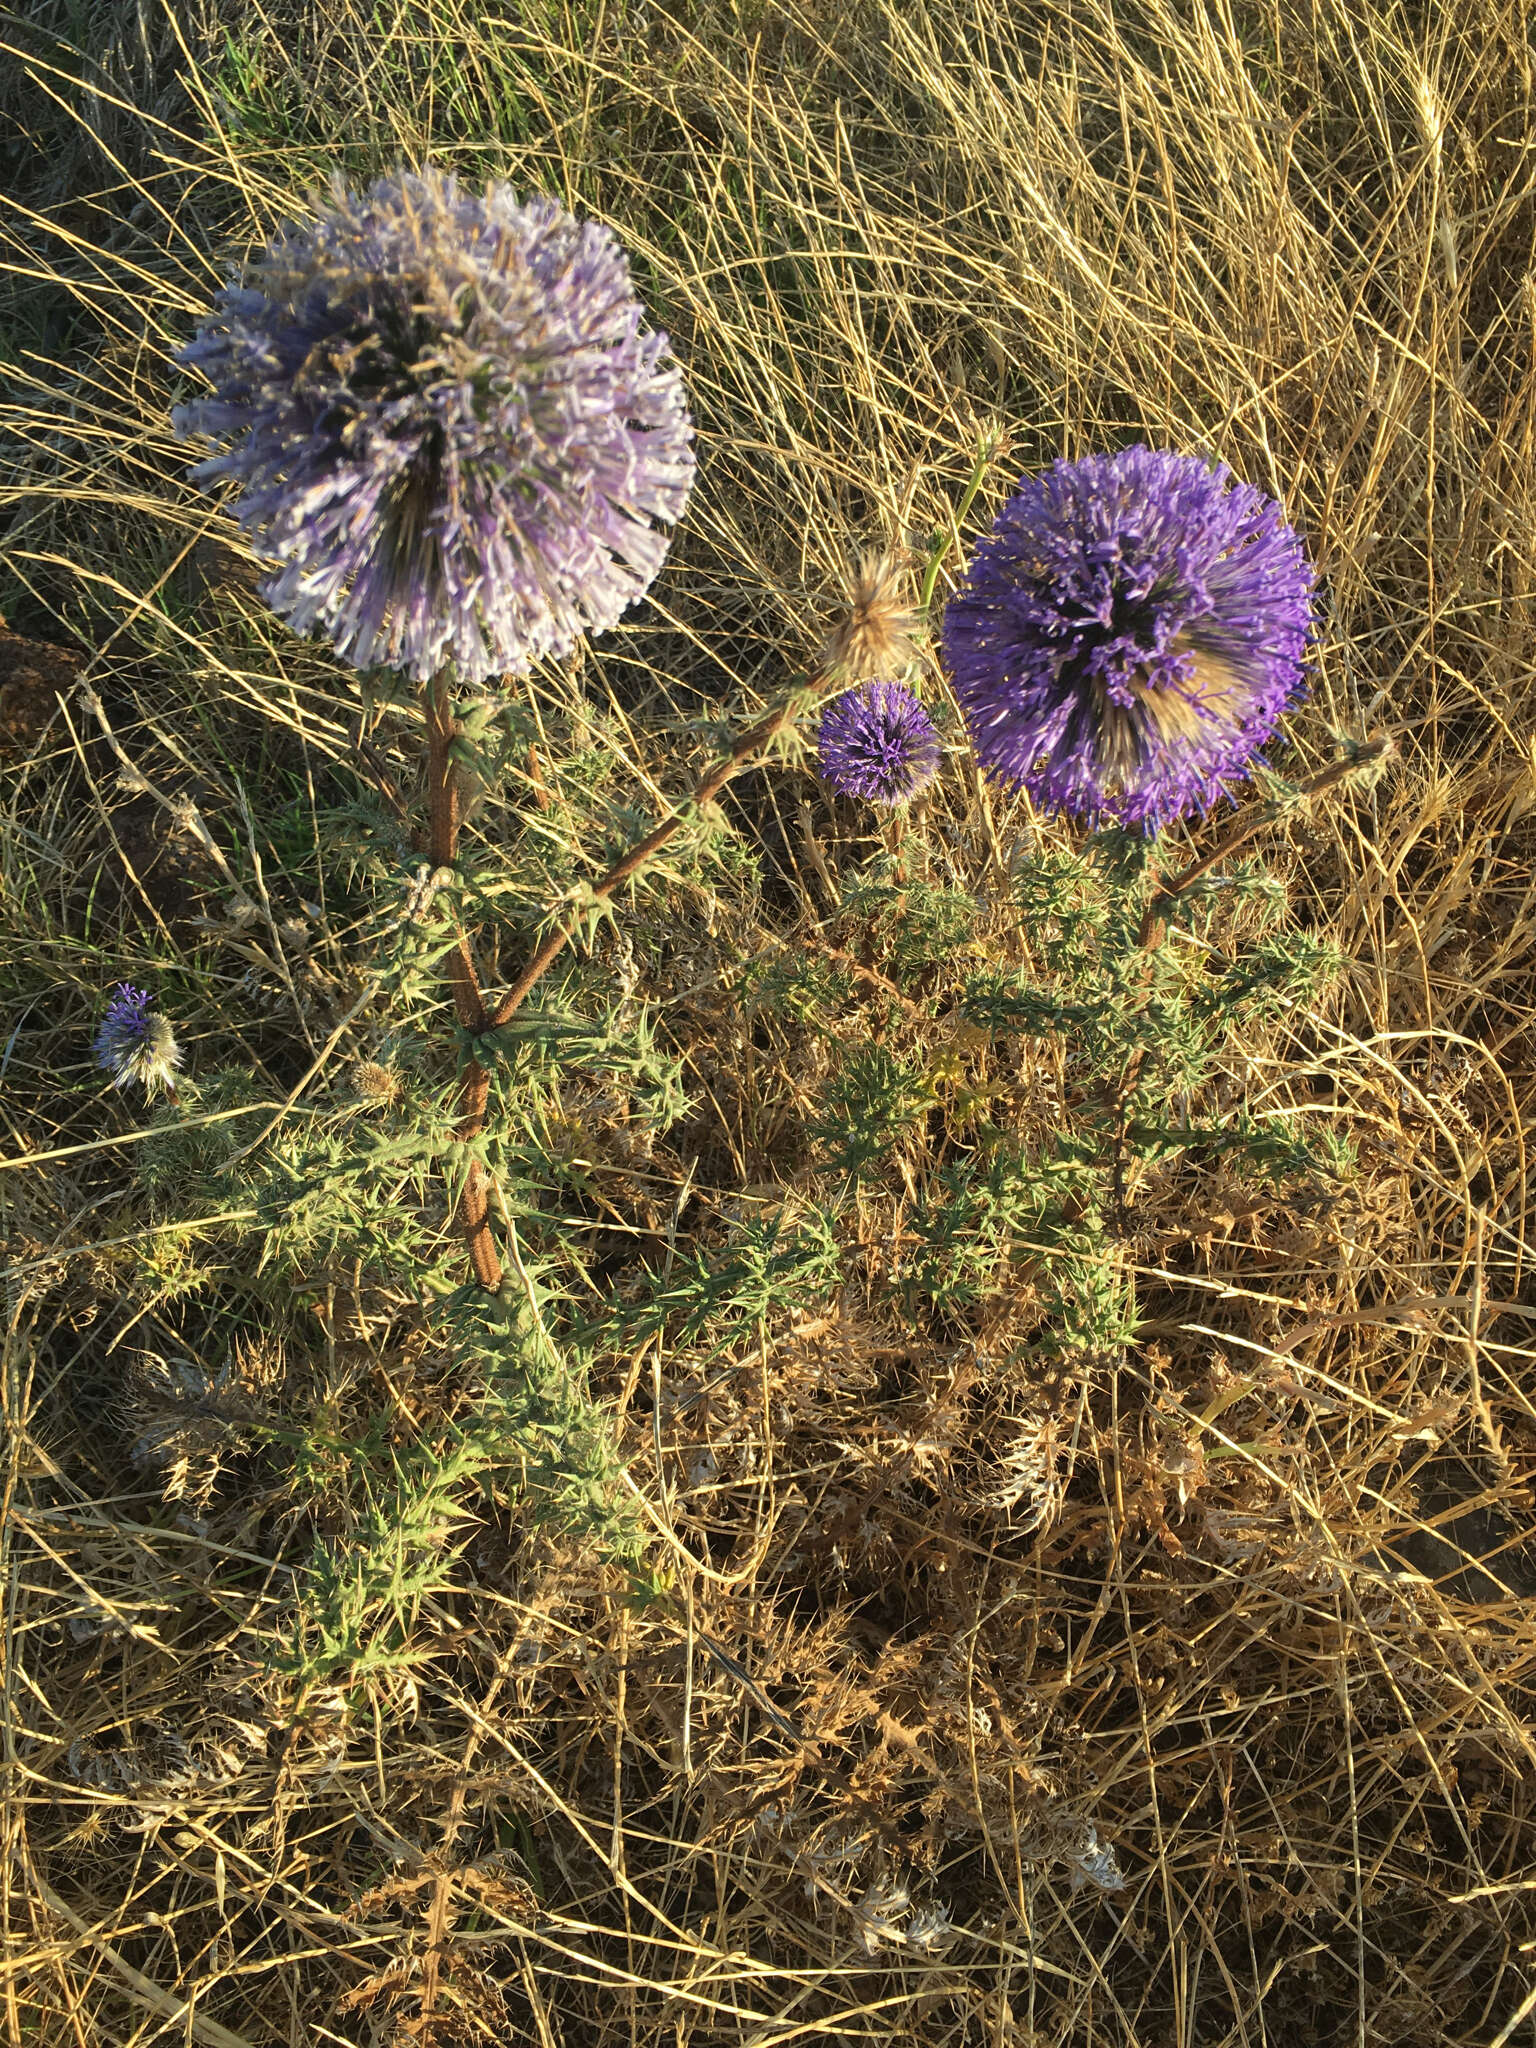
352,1058 -> 402,1105
821,551 -> 922,681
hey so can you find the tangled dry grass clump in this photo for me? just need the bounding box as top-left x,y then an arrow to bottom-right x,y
3,0 -> 1536,2041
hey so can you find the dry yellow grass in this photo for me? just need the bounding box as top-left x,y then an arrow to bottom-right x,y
2,0 -> 1536,2042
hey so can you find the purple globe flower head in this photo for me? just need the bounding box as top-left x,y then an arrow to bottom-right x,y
818,680 -> 941,806
174,166 -> 696,685
941,446 -> 1314,831
95,984 -> 182,1096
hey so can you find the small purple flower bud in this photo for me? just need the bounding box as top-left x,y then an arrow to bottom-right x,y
817,681 -> 941,807
174,166 -> 696,686
941,446 -> 1314,831
94,984 -> 182,1096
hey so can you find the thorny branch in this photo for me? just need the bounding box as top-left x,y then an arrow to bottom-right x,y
429,684 -> 812,1292
1108,733 -> 1395,1218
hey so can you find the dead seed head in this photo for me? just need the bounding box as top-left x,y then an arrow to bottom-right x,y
821,551 -> 922,682
353,1057 -> 403,1104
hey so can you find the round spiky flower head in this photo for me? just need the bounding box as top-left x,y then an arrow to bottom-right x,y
174,166 -> 696,685
941,446 -> 1313,831
94,984 -> 182,1097
818,680 -> 941,806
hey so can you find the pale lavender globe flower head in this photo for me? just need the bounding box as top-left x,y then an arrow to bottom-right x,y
174,166 -> 696,685
95,984 -> 181,1096
818,681 -> 941,806
941,447 -> 1314,831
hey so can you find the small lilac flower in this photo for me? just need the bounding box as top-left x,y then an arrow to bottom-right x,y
174,166 -> 695,685
94,984 -> 181,1096
818,681 -> 941,805
941,447 -> 1313,831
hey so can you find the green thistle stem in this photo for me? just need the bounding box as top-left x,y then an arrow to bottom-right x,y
484,694 -> 806,1033
919,429 -> 1007,616
1109,733 -> 1394,1219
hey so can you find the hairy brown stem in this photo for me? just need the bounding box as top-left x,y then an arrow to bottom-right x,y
425,679 -> 503,1293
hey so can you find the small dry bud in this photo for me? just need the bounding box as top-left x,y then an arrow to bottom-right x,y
820,551 -> 921,682
352,1059 -> 401,1105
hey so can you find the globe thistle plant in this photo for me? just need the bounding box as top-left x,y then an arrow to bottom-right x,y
941,447 -> 1313,830
174,166 -> 696,684
94,984 -> 181,1097
818,680 -> 941,806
